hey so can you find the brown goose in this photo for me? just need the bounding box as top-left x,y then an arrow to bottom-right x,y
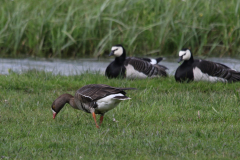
51,84 -> 136,128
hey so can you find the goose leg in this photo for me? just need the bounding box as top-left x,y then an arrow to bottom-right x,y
91,112 -> 100,129
100,114 -> 104,126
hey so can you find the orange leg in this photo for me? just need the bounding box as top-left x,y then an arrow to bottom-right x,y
100,115 -> 104,126
92,112 -> 99,129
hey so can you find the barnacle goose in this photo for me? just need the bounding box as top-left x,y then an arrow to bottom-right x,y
51,84 -> 136,128
175,48 -> 240,83
105,44 -> 168,79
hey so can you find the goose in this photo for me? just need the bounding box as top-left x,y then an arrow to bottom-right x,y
175,48 -> 240,82
105,44 -> 168,79
51,84 -> 135,128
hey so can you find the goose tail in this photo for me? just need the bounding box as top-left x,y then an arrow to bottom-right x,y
155,57 -> 163,63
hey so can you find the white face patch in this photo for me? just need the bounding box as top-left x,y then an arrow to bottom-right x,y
111,46 -> 123,57
179,49 -> 191,61
179,51 -> 186,57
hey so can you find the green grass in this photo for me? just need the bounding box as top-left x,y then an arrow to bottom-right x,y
1,70 -> 240,159
1,0 -> 240,57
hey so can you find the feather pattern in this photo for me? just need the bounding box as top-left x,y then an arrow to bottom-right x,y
51,84 -> 135,128
105,45 -> 168,79
135,57 -> 162,64
175,49 -> 240,83
197,60 -> 240,82
74,84 -> 135,114
134,57 -> 168,70
76,84 -> 133,101
125,58 -> 167,77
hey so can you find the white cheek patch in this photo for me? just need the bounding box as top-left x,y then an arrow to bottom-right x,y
179,51 -> 186,57
193,67 -> 227,82
111,46 -> 123,57
179,50 -> 191,60
184,50 -> 191,60
111,46 -> 118,50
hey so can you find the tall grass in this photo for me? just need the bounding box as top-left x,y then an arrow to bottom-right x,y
1,0 -> 240,57
1,70 -> 240,159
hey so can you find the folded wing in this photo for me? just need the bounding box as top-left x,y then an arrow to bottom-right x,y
197,60 -> 240,82
76,84 -> 135,102
125,58 -> 167,77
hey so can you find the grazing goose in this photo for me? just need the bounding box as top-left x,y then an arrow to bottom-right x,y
175,48 -> 240,82
51,84 -> 136,128
105,44 -> 168,79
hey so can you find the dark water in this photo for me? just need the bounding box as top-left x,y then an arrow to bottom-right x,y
0,57 -> 240,75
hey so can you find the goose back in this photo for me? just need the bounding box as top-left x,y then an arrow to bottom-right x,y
196,60 -> 240,82
125,57 -> 167,78
74,84 -> 135,113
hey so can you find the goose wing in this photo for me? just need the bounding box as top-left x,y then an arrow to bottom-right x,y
75,84 -> 135,102
134,57 -> 168,70
155,64 -> 168,70
125,57 -> 167,77
134,57 -> 163,64
197,60 -> 240,82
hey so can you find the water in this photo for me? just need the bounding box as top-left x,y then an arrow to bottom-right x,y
0,57 -> 240,75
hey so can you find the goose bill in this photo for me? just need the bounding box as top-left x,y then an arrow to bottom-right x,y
53,113 -> 57,119
109,51 -> 114,56
52,109 -> 57,119
178,56 -> 183,63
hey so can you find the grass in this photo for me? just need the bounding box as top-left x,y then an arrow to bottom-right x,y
1,70 -> 240,159
1,0 -> 240,57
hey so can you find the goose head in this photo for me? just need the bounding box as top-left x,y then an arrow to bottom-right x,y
178,49 -> 192,63
51,94 -> 73,119
109,44 -> 126,57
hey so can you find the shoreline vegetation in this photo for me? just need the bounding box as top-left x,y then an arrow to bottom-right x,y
1,0 -> 240,58
1,70 -> 240,159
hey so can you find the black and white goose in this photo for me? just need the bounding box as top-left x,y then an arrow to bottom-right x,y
51,84 -> 136,128
105,44 -> 168,79
175,48 -> 240,82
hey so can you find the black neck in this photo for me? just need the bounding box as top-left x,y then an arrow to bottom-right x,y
115,51 -> 126,64
184,54 -> 194,65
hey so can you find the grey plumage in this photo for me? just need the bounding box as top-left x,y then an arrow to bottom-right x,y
74,84 -> 136,114
125,57 -> 167,77
197,60 -> 240,82
105,44 -> 168,79
175,48 -> 240,82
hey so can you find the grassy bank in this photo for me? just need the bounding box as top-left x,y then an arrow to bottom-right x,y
1,0 -> 240,57
1,70 -> 240,159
